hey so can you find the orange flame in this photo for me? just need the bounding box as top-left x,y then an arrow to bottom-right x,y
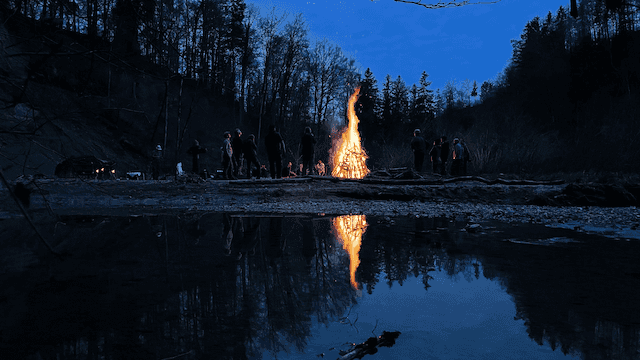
333,214 -> 368,289
330,86 -> 369,179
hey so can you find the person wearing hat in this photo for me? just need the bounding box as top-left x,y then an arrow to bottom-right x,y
410,129 -> 427,173
152,144 -> 163,180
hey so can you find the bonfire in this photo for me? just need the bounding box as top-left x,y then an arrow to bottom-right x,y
331,86 -> 369,179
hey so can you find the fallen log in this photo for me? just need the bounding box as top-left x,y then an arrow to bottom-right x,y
308,175 -> 564,186
337,331 -> 401,360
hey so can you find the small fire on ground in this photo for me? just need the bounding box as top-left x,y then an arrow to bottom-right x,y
333,214 -> 368,290
330,86 -> 369,179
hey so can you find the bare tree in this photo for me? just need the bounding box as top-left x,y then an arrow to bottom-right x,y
391,0 -> 502,9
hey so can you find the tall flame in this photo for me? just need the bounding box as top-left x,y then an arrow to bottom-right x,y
333,214 -> 368,289
330,86 -> 369,179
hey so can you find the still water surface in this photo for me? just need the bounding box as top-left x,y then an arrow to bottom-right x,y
1,212 -> 639,359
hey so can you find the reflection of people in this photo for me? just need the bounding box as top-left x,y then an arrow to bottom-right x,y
265,125 -> 285,179
222,213 -> 234,255
302,221 -> 317,266
411,129 -> 427,172
187,140 -> 207,175
152,144 -> 162,180
266,217 -> 284,260
300,126 -> 316,176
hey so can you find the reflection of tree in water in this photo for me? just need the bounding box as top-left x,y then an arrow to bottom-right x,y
150,214 -> 358,359
4,214 -> 640,359
473,225 -> 640,360
358,216 -> 640,359
358,216 -> 467,293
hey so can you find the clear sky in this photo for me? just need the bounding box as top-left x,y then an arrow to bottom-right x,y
248,0 -> 568,92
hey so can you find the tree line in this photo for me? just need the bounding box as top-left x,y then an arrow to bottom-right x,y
5,0 -> 640,174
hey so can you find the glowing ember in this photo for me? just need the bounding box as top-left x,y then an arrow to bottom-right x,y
330,86 -> 369,179
332,214 -> 368,289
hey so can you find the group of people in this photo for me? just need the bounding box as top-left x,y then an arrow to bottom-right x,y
411,130 -> 471,176
219,125 -> 317,180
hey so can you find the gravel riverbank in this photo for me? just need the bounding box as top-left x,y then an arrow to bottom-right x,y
2,177 -> 639,240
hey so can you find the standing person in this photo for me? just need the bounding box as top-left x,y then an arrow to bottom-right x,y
231,129 -> 244,177
243,134 -> 261,179
440,136 -> 450,176
452,138 -> 465,176
461,138 -> 471,175
429,139 -> 441,174
299,126 -> 316,176
187,140 -> 207,175
221,131 -> 236,180
152,144 -> 162,180
410,129 -> 427,173
265,125 -> 285,179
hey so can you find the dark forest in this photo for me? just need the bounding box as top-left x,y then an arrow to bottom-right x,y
0,0 -> 639,179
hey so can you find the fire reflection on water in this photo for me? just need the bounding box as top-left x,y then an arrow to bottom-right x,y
332,214 -> 368,289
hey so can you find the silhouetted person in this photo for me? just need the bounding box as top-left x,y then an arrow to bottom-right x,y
152,144 -> 162,180
221,131 -> 236,180
299,126 -> 316,176
429,139 -> 441,174
186,139 -> 207,175
452,138 -> 464,176
265,125 -> 285,179
440,136 -> 449,176
411,129 -> 427,172
461,138 -> 471,175
231,128 -> 243,177
243,134 -> 261,179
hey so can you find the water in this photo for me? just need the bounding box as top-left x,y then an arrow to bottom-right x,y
1,212 -> 639,359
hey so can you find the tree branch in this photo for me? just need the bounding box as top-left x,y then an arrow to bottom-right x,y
392,0 -> 502,9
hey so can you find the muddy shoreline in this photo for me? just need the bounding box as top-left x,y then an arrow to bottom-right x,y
1,177 -> 639,240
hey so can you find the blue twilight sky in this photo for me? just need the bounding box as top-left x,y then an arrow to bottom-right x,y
248,0 -> 569,92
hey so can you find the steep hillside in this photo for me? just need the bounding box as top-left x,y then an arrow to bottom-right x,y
0,8 -> 233,180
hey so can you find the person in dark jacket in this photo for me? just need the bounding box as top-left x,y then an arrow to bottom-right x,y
452,138 -> 464,176
243,134 -> 261,179
231,128 -> 244,177
265,125 -> 285,179
299,126 -> 317,176
440,135 -> 449,176
410,129 -> 427,172
187,139 -> 207,175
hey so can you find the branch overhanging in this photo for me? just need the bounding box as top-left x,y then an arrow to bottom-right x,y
392,0 -> 502,9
